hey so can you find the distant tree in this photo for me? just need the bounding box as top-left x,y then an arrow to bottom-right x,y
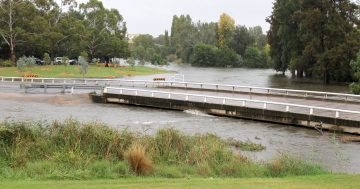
190,44 -> 218,67
267,0 -> 360,82
243,46 -> 268,68
230,26 -> 254,56
170,15 -> 197,62
216,46 -> 240,67
217,13 -> 235,47
164,30 -> 170,47
248,26 -> 267,49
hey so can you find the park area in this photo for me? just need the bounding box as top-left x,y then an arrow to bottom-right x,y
0,65 -> 167,78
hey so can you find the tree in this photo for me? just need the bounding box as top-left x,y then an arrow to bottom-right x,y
267,0 -> 360,82
190,44 -> 218,67
0,0 -> 34,62
80,0 -> 127,60
350,50 -> 360,94
164,30 -> 170,47
267,0 -> 301,75
43,52 -> 51,65
243,46 -> 268,68
217,13 -> 235,47
230,26 -> 254,56
79,55 -> 88,78
170,15 -> 197,62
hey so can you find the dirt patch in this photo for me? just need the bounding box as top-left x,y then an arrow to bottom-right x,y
59,72 -> 74,77
40,67 -> 52,71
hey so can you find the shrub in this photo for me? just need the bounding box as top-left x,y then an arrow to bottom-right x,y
16,56 -> 36,70
43,53 -> 51,65
0,60 -> 14,67
266,154 -> 326,177
79,56 -> 88,78
125,143 -> 153,175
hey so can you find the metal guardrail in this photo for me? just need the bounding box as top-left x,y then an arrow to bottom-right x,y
104,87 -> 360,120
1,76 -> 359,102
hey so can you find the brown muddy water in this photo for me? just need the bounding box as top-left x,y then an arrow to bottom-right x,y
0,65 -> 359,173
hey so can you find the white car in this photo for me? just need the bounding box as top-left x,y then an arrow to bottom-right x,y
54,57 -> 63,65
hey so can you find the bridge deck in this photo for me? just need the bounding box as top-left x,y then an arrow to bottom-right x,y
109,87 -> 360,121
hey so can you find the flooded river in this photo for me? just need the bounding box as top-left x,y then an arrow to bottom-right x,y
0,64 -> 359,173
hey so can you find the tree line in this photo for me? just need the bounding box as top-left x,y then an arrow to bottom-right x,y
267,0 -> 360,83
129,14 -> 270,68
0,0 -> 129,64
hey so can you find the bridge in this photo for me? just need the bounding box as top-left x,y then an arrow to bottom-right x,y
1,76 -> 360,134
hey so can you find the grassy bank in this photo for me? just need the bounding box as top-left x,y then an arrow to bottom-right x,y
1,175 -> 359,189
0,65 -> 167,78
0,120 -> 326,180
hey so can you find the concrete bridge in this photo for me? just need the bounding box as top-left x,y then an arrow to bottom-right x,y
1,76 -> 360,134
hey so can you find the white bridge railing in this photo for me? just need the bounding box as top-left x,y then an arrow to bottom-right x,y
104,87 -> 360,120
1,76 -> 359,102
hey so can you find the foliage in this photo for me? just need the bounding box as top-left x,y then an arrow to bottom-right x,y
218,13 -> 235,47
190,44 -> 240,67
191,44 -> 218,67
62,56 -> 69,67
0,0 -> 129,63
125,143 -> 153,175
350,50 -> 360,94
126,57 -> 135,67
267,0 -> 360,82
43,53 -> 51,66
243,46 -> 269,68
0,60 -> 14,67
16,56 -> 36,70
78,56 -> 88,77
167,14 -> 269,67
0,120 -> 327,179
130,34 -> 166,65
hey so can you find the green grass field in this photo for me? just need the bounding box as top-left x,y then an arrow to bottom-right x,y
1,175 -> 359,189
0,65 -> 167,78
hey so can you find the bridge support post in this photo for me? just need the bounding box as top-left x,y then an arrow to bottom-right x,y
44,85 -> 47,93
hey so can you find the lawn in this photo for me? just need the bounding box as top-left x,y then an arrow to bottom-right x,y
0,65 -> 167,78
0,175 -> 359,189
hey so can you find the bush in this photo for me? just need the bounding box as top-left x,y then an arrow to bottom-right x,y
350,83 -> 360,94
0,60 -> 14,67
43,53 -> 51,65
16,56 -> 36,70
266,154 -> 325,177
125,143 -> 153,175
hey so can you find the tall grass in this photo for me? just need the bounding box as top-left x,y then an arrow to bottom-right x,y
0,120 -> 328,180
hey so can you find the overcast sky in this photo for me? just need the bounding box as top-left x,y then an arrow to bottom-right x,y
75,0 -> 275,36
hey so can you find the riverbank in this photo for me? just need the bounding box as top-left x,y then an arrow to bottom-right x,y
0,120 -> 325,180
1,175 -> 359,189
0,65 -> 167,78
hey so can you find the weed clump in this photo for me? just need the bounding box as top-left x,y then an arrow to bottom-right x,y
125,143 -> 153,175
